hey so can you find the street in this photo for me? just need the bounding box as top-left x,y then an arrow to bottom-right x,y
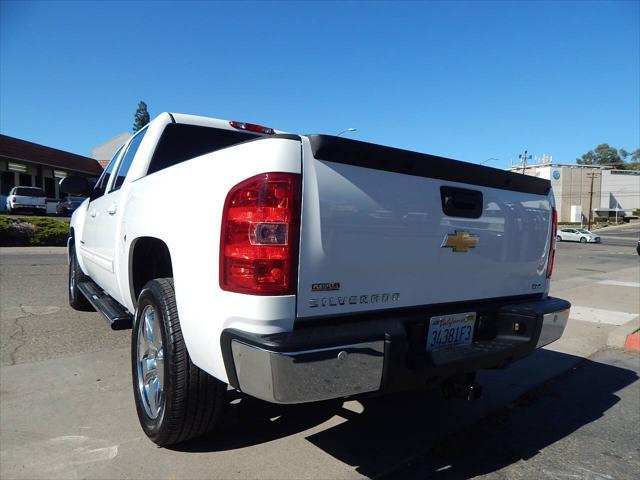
0,222 -> 638,479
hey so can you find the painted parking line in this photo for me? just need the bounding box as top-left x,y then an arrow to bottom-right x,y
597,280 -> 640,288
570,306 -> 638,326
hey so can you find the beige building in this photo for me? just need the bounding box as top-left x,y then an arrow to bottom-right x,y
0,134 -> 103,212
91,132 -> 132,168
509,163 -> 639,223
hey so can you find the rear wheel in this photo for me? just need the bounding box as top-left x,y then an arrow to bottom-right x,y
132,278 -> 225,446
580,237 -> 587,243
68,244 -> 93,311
556,235 -> 562,242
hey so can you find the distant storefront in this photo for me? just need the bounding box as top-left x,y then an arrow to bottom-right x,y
509,163 -> 640,222
0,134 -> 103,213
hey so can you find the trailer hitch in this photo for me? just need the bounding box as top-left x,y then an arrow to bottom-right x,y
441,373 -> 483,401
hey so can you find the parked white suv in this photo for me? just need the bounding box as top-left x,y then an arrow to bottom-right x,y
5,186 -> 47,214
61,112 -> 570,446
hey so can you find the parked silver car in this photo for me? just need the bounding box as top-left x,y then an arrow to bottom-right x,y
5,186 -> 47,214
557,227 -> 601,243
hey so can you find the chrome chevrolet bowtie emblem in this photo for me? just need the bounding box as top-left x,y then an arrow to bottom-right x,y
441,231 -> 479,253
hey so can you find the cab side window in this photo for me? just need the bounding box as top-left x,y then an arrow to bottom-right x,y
90,145 -> 123,201
111,127 -> 147,192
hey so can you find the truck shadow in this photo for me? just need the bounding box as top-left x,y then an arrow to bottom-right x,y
171,350 -> 638,479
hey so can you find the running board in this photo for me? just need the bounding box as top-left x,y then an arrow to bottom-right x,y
78,281 -> 133,330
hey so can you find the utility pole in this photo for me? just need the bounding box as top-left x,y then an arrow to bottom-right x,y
586,172 -> 599,230
519,150 -> 532,175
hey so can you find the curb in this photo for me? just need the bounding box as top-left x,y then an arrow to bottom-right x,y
606,317 -> 640,349
0,246 -> 68,255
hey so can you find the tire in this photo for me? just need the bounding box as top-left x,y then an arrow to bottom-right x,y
556,235 -> 562,242
580,237 -> 587,243
131,278 -> 225,446
68,243 -> 94,311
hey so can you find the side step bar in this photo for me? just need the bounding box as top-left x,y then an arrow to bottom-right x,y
78,281 -> 133,330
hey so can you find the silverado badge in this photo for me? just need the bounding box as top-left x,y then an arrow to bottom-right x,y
441,231 -> 479,253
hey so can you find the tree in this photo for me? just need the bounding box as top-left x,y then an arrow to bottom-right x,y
133,101 -> 150,132
576,143 -> 623,168
619,148 -> 629,161
627,148 -> 640,170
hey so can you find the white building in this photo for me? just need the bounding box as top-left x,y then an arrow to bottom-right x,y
508,163 -> 639,223
598,169 -> 640,218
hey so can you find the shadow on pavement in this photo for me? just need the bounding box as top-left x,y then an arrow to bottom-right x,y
171,350 -> 638,479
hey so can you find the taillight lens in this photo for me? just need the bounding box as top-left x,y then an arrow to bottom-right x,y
11,196 -> 16,203
229,121 -> 275,135
220,172 -> 301,295
547,207 -> 557,278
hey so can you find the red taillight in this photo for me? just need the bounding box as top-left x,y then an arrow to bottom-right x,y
229,120 -> 275,135
547,207 -> 557,278
11,196 -> 16,203
220,172 -> 301,295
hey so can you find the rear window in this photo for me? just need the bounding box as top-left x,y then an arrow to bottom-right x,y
15,187 -> 45,197
147,124 -> 256,175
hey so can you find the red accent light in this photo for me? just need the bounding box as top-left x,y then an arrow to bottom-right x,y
220,172 -> 301,295
547,207 -> 557,278
229,120 -> 275,135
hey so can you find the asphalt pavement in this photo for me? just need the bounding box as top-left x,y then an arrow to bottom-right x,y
387,348 -> 640,480
0,222 -> 638,479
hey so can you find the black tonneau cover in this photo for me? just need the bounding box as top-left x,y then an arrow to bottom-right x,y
307,135 -> 550,196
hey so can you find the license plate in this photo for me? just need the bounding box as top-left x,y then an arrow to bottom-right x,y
426,312 -> 476,352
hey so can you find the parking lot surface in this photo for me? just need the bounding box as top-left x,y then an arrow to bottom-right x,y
1,222 -> 638,479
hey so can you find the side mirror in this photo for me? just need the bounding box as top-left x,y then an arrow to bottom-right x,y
59,177 -> 90,196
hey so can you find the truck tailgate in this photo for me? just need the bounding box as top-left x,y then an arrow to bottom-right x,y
296,135 -> 553,319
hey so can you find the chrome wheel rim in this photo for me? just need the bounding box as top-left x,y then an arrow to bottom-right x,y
136,305 -> 165,420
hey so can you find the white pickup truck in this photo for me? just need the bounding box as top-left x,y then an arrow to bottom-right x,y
61,113 -> 570,446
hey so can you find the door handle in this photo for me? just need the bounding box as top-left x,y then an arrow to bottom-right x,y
107,204 -> 117,215
89,209 -> 97,218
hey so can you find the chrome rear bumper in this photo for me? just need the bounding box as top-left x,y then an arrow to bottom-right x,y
230,340 -> 384,404
222,296 -> 571,404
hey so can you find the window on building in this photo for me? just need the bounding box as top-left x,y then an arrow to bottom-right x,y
44,177 -> 56,199
147,124 -> 255,175
18,173 -> 32,186
111,127 -> 147,192
1,172 -> 16,195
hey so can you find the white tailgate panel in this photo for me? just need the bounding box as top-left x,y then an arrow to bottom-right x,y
297,157 -> 552,318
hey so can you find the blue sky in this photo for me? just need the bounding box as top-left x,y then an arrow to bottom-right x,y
1,1 -> 638,168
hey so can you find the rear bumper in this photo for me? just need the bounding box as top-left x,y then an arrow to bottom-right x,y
221,296 -> 570,404
11,203 -> 46,209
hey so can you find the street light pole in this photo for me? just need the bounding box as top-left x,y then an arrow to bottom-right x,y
336,128 -> 357,137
